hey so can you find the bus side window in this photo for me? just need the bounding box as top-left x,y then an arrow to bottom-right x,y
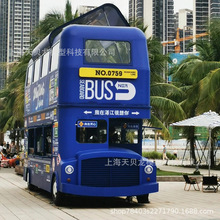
41,51 -> 50,78
44,126 -> 52,156
26,64 -> 33,86
50,42 -> 60,72
36,127 -> 43,156
34,57 -> 42,82
28,129 -> 35,155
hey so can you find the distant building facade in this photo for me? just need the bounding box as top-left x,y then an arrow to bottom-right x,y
177,9 -> 193,53
129,0 -> 175,54
193,0 -> 220,36
0,0 -> 39,89
78,5 -> 96,16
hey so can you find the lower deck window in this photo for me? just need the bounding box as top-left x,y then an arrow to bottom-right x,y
28,125 -> 52,156
76,120 -> 107,143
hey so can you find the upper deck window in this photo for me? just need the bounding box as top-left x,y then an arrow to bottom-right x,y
85,40 -> 131,64
51,43 -> 60,72
34,58 -> 41,82
26,64 -> 33,86
41,51 -> 50,77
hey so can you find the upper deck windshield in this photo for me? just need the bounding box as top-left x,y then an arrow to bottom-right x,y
85,40 -> 131,64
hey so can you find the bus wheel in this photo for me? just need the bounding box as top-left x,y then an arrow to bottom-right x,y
52,176 -> 63,206
137,194 -> 150,203
27,171 -> 35,191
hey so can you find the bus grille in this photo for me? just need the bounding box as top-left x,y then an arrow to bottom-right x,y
81,157 -> 140,187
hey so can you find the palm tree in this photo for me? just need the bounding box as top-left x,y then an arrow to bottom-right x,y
170,19 -> 220,165
0,1 -> 77,137
33,0 -> 78,42
147,36 -> 186,139
0,53 -> 30,134
129,18 -> 148,33
130,19 -> 186,139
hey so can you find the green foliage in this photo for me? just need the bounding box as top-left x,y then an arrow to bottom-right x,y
0,53 -> 31,132
129,18 -> 148,33
142,151 -> 162,159
0,0 -> 78,132
33,0 -> 78,41
65,0 -> 73,22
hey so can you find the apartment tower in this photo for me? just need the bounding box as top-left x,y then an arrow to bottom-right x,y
129,0 -> 175,54
0,0 -> 39,89
193,0 -> 220,36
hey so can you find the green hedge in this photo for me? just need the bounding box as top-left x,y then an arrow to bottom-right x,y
142,151 -> 176,160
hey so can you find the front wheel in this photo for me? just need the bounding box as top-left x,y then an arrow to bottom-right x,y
52,176 -> 63,206
137,194 -> 149,203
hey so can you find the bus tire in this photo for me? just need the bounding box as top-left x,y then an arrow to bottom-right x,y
137,194 -> 150,203
27,171 -> 36,191
52,176 -> 63,206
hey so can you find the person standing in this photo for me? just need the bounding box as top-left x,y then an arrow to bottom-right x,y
9,141 -> 16,157
163,145 -> 169,165
163,145 -> 168,160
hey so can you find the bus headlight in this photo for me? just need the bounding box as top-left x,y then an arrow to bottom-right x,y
65,165 -> 74,174
144,165 -> 153,174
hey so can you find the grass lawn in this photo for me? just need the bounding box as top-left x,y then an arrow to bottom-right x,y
157,169 -> 185,176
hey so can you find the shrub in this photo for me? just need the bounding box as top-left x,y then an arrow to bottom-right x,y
142,151 -> 176,160
166,152 -> 176,160
142,151 -> 162,159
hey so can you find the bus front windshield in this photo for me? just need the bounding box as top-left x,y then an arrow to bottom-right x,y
109,119 -> 140,145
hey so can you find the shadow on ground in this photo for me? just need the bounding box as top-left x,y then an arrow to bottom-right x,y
26,187 -> 146,208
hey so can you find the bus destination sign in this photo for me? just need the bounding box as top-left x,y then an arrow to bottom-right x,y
79,68 -> 138,79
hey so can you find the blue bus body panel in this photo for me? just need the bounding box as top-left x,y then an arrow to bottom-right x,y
58,25 -> 150,111
24,25 -> 158,198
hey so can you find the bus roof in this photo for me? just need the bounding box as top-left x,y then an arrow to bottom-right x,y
32,4 -> 129,61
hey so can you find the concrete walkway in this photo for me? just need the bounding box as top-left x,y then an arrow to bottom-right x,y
0,165 -> 220,220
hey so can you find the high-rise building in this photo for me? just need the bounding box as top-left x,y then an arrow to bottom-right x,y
193,0 -> 220,36
78,5 -> 96,16
177,9 -> 193,53
178,9 -> 193,30
0,0 -> 39,89
129,0 -> 175,54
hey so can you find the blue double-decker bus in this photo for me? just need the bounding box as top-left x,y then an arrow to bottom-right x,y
23,4 -> 158,205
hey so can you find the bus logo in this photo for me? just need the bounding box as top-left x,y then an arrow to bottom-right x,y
77,121 -> 98,128
79,80 -> 136,101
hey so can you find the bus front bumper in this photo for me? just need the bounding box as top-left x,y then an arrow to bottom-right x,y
60,182 -> 158,197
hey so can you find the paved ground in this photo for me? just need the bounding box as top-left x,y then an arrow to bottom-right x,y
0,163 -> 220,220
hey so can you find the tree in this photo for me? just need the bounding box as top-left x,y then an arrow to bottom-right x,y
33,0 -> 78,42
170,19 -> 220,165
147,36 -> 186,139
130,19 -> 186,139
0,1 -> 78,137
0,53 -> 30,133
